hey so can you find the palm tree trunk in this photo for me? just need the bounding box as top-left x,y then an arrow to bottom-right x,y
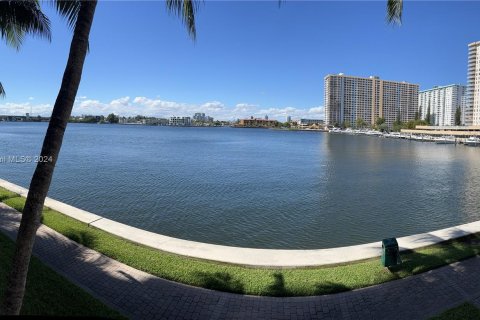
2,1 -> 97,315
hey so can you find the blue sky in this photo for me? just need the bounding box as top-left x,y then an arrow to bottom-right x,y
1,1 -> 480,120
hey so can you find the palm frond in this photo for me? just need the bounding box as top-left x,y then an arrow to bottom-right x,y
52,0 -> 81,30
165,0 -> 201,40
387,0 -> 403,25
0,0 -> 51,49
0,82 -> 5,98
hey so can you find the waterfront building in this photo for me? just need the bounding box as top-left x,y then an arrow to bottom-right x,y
401,125 -> 480,137
419,84 -> 466,126
193,113 -> 214,123
158,118 -> 169,126
237,117 -> 278,128
466,41 -> 480,125
324,73 -> 419,129
193,113 -> 206,121
169,116 -> 191,126
286,115 -> 291,123
0,114 -> 49,122
298,119 -> 324,128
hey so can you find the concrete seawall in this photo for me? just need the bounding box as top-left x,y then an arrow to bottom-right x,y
1,178 -> 479,268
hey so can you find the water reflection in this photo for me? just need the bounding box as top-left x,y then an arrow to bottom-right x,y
1,122 -> 480,249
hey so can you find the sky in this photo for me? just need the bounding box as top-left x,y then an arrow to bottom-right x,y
1,1 -> 480,121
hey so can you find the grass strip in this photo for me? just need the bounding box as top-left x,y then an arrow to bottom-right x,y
1,189 -> 480,297
430,303 -> 480,320
0,232 -> 124,318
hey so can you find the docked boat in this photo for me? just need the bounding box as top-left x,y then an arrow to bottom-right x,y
408,134 -> 421,141
365,130 -> 382,136
422,135 -> 435,142
464,136 -> 480,146
434,136 -> 457,144
329,128 -> 342,134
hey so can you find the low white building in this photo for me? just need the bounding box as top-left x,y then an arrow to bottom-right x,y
169,116 -> 191,126
298,119 -> 324,128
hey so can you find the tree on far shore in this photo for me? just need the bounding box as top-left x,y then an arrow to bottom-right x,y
356,117 -> 366,128
106,113 -> 119,124
455,107 -> 461,126
425,106 -> 431,124
376,117 -> 385,126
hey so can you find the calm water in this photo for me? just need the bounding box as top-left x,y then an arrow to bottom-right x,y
1,122 -> 479,249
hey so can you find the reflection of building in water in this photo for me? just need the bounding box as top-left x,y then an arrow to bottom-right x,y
458,148 -> 480,221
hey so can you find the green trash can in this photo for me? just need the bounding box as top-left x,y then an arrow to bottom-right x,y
381,238 -> 402,267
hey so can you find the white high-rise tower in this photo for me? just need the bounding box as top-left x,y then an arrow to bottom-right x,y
467,41 -> 480,125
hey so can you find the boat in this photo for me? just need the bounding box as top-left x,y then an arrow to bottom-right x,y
408,134 -> 421,141
365,130 -> 382,136
464,136 -> 480,146
328,128 -> 342,134
422,135 -> 435,142
434,136 -> 457,144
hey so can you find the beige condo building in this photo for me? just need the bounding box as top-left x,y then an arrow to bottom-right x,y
324,74 -> 419,129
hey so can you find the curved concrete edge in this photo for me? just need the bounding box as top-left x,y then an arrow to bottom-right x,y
0,179 -> 102,224
1,178 -> 479,267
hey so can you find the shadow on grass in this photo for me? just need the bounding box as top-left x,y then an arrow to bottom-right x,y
265,272 -> 292,296
387,233 -> 480,278
62,229 -> 97,248
314,281 -> 350,295
192,271 -> 244,294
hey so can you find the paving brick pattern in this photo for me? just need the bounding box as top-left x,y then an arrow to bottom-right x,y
1,204 -> 480,319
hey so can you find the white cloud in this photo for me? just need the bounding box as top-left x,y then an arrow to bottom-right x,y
233,103 -> 257,113
0,102 -> 52,116
110,96 -> 130,106
308,106 -> 324,114
200,101 -> 224,111
28,97 -> 34,101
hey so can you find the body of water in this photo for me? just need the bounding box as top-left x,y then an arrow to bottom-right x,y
1,122 -> 479,249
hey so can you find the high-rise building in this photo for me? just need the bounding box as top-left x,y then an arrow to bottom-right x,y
419,85 -> 466,126
324,74 -> 419,128
466,41 -> 480,125
193,113 -> 206,121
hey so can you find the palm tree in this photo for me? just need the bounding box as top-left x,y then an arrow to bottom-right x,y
0,0 -> 51,97
387,0 -> 403,25
2,0 -> 198,315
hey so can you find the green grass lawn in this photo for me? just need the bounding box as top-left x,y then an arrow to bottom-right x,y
0,232 -> 124,317
431,303 -> 480,320
1,188 -> 480,297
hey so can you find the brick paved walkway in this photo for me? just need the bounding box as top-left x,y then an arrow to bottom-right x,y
1,203 -> 480,319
